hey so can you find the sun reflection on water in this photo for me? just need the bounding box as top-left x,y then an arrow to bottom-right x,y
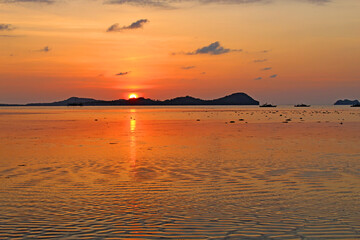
130,109 -> 136,166
130,119 -> 136,133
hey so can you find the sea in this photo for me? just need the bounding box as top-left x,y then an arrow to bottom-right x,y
0,106 -> 359,239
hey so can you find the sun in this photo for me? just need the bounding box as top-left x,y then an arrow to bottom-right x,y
129,94 -> 138,99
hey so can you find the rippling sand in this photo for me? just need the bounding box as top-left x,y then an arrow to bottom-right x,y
0,106 -> 359,239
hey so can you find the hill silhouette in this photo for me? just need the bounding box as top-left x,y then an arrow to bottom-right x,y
334,99 -> 359,105
27,97 -> 98,106
25,92 -> 259,106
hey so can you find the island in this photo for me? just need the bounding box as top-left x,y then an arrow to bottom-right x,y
334,99 -> 360,105
2,93 -> 259,106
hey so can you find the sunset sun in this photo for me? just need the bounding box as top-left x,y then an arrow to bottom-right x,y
129,94 -> 138,99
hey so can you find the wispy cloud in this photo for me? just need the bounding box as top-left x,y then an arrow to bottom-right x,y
105,0 -> 256,9
37,46 -> 50,52
254,59 -> 267,63
254,77 -> 262,80
0,24 -> 15,31
105,0 -> 171,8
0,34 -> 24,37
303,0 -> 330,5
104,0 -> 331,8
1,0 -> 55,3
116,71 -> 130,76
1,0 -> 332,7
107,19 -> 149,32
261,67 -> 272,71
181,66 -> 195,70
178,41 -> 241,56
270,74 -> 278,78
0,34 -> 18,37
198,0 -> 267,4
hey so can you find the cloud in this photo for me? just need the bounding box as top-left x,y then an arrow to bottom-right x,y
182,41 -> 241,55
254,59 -> 267,63
303,0 -> 330,4
198,0 -> 267,4
254,77 -> 262,80
116,72 -> 130,76
105,0 -> 171,8
104,0 -> 331,8
0,24 -> 15,31
2,0 -> 332,7
181,66 -> 195,70
0,35 -> 17,37
38,46 -> 50,52
0,34 -> 24,37
1,0 -> 54,3
106,0 -> 267,8
107,19 -> 149,32
261,67 -> 272,71
270,74 -> 278,78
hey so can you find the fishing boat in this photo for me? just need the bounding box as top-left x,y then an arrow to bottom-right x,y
294,104 -> 310,107
260,103 -> 277,108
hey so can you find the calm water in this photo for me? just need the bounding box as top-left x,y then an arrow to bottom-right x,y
0,106 -> 359,239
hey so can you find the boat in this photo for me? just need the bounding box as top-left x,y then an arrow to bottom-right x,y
351,104 -> 360,107
260,103 -> 277,108
294,104 -> 310,107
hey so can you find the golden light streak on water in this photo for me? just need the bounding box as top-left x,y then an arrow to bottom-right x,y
130,109 -> 136,167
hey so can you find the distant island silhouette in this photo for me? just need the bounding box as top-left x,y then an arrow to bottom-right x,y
334,99 -> 360,105
1,93 -> 259,106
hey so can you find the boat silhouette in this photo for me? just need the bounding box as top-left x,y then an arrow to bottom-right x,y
260,103 -> 277,108
294,104 -> 310,107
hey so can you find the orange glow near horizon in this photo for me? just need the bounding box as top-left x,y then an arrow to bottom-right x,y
129,94 -> 138,99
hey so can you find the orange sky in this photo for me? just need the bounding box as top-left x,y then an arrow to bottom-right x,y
0,0 -> 359,104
